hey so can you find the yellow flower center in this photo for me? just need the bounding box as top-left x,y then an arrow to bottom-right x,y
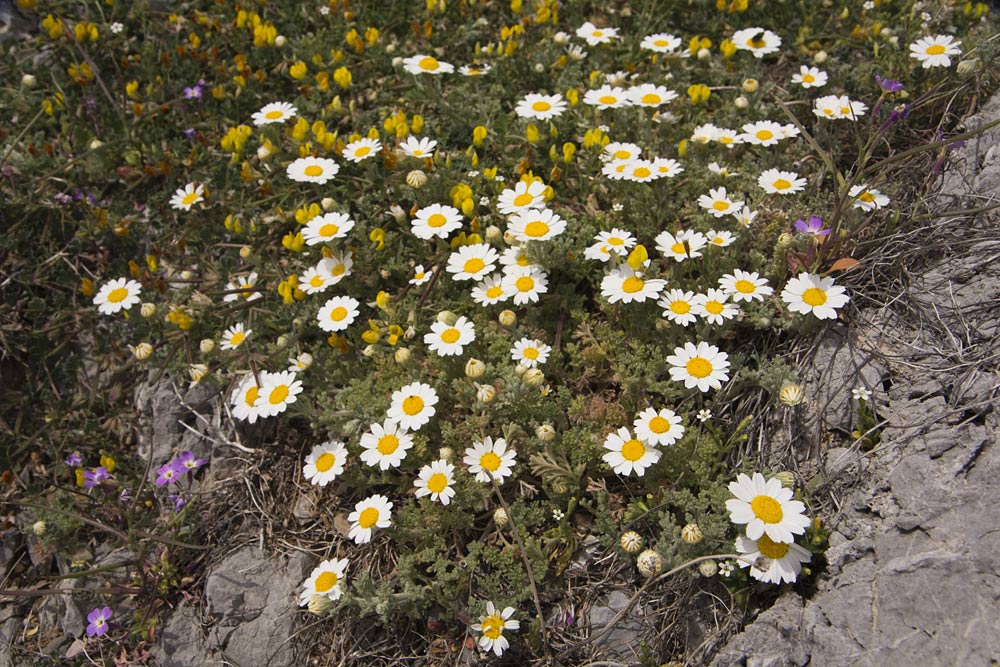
772,179 -> 791,190
608,236 -> 624,246
309,275 -> 324,288
304,165 -> 324,177
481,615 -> 504,640
358,507 -> 380,529
750,495 -> 784,523
622,276 -> 645,294
480,451 -> 501,471
513,192 -> 534,207
418,56 -> 439,70
427,213 -> 447,228
377,434 -> 399,455
315,452 -> 336,472
440,328 -> 461,344
515,276 -> 534,292
330,306 -> 348,322
686,357 -> 712,379
268,385 -> 289,405
613,150 -> 631,160
632,167 -> 651,179
654,39 -> 668,47
354,146 -> 371,157
648,416 -> 670,434
524,221 -> 549,237
531,101 -> 551,112
402,395 -> 424,416
599,95 -> 618,105
734,280 -> 755,294
414,272 -> 425,280
640,93 -> 661,105
859,192 -> 875,203
315,571 -> 338,593
107,287 -> 129,303
427,472 -> 448,494
463,258 -> 486,274
244,386 -> 259,407
670,300 -> 691,314
756,533 -> 790,559
486,286 -> 503,299
229,331 -> 245,347
516,254 -> 530,266
523,347 -> 539,360
755,129 -> 773,141
319,223 -> 339,236
705,300 -> 724,315
331,264 -> 346,277
801,287 -> 827,307
265,109 -> 284,119
671,242 -> 686,254
620,438 -> 646,461
713,201 -> 730,211
926,44 -> 946,55
592,30 -> 604,37
181,192 -> 199,206
748,37 -> 766,48
802,73 -> 815,83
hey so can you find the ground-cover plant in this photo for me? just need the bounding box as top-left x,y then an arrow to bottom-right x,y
1,0 -> 997,663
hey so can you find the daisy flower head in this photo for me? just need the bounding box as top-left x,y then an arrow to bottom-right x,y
471,602 -> 520,657
93,278 -> 142,315
424,316 -> 476,356
633,407 -> 685,447
399,135 -> 437,158
302,212 -> 355,245
298,558 -> 349,606
601,267 -> 666,304
719,269 -> 774,302
412,203 -> 463,240
732,205 -> 758,228
510,338 -> 551,368
741,120 -> 788,147
603,142 -> 642,163
780,272 -> 849,320
576,21 -> 618,46
758,168 -> 806,195
515,93 -> 567,121
460,63 -> 492,76
497,179 -> 547,215
220,323 -> 251,350
583,85 -> 631,109
288,352 -> 314,373
251,101 -> 297,126
708,162 -> 738,178
471,274 -> 509,306
257,371 -> 303,418
287,157 -> 340,184
317,295 -> 360,332
387,381 -> 438,431
653,157 -> 684,179
658,288 -> 698,327
621,159 -> 662,183
641,32 -> 681,53
447,243 -> 499,281
602,159 -> 636,180
712,127 -> 743,149
909,34 -> 961,68
706,230 -> 737,247
698,187 -> 744,218
463,436 -> 517,483
848,184 -> 890,211
655,229 -> 708,262
732,27 -> 782,58
667,341 -> 731,392
348,494 -> 393,544
813,95 -> 867,121
342,137 -> 382,163
602,426 -> 661,476
359,419 -> 414,470
691,123 -> 719,144
736,533 -> 812,584
402,54 -> 455,75
693,289 -> 741,325
501,266 -> 548,305
414,459 -> 456,505
726,472 -> 811,543
584,228 -> 636,262
790,65 -> 827,89
410,264 -> 432,286
500,246 -> 535,270
223,272 -> 262,302
230,374 -> 265,423
303,440 -> 348,486
507,208 -> 566,242
169,183 -> 205,211
323,252 -> 354,284
627,83 -> 678,108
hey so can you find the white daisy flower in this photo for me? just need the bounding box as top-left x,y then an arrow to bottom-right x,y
658,289 -> 698,326
510,338 -> 551,368
387,382 -> 438,431
463,436 -> 517,483
655,229 -> 708,262
303,440 -> 348,486
693,289 -> 741,325
169,183 -> 205,211
230,374 -> 266,424
317,296 -> 360,332
726,472 -> 811,543
633,407 -> 685,447
736,533 -> 812,584
740,120 -> 787,147
359,419 -> 414,470
602,142 -> 642,163
666,341 -> 731,392
323,252 -> 353,285
640,32 -> 681,53
399,136 -> 438,158
499,246 -> 535,270
223,272 -> 263,302
813,95 -> 868,121
471,602 -> 520,657
909,34 -> 961,68
288,352 -> 314,372
93,278 -> 142,315
758,168 -> 806,195
514,93 -> 567,121
507,208 -> 566,242
348,494 -> 393,544
342,137 -> 382,163
298,557 -> 349,606
602,426 -> 661,477
698,187 -> 744,218
497,179 -> 547,215
719,270 -> 774,302
627,83 -> 678,107
712,127 -> 743,149
446,244 -> 499,282
652,157 -> 684,178
584,228 -> 635,262
252,101 -> 297,126
258,370 -> 304,418
780,272 -> 849,320
424,316 -> 476,356
287,157 -> 340,184
708,162 -> 738,178
471,274 -> 509,306
501,266 -> 548,305
583,85 -> 630,109
576,21 -> 618,46
731,206 -> 759,228
732,27 -> 782,57
691,123 -> 719,144
601,160 -> 635,180
411,203 -> 463,240
601,268 -> 666,304
620,159 -> 661,183
790,65 -> 827,88
414,459 -> 456,505
302,212 -> 355,245
706,230 -> 737,247
459,63 -> 492,76
402,54 -> 455,74
848,184 -> 890,211
220,323 -> 251,350
410,264 -> 433,286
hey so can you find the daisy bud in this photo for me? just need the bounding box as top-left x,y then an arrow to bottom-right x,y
779,382 -> 805,406
465,358 -> 486,378
391,56 -> 403,67
189,363 -> 209,384
776,232 -> 793,248
32,520 -> 47,536
503,230 -> 518,245
438,446 -> 454,461
394,347 -> 411,364
385,43 -> 395,54
276,335 -> 289,348
534,63 -> 545,73
493,507 -> 509,526
681,523 -> 703,544
742,78 -> 759,93
274,35 -> 287,47
774,471 -> 796,489
957,59 -> 979,77
362,344 -> 377,357
535,423 -> 555,441
523,368 -> 545,387
321,197 -> 336,211
436,310 -> 458,326
199,338 -> 215,354
620,530 -> 643,553
180,270 -> 194,281
636,549 -> 663,577
89,138 -> 104,150
389,204 -> 407,224
553,31 -> 571,44
239,246 -> 252,259
813,50 -> 828,64
514,364 -> 528,376
734,95 -> 749,109
697,47 -> 711,60
306,594 -> 334,616
22,74 -> 37,88
498,310 -> 516,327
130,342 -> 153,360
256,145 -> 272,160
140,303 -> 157,318
698,560 -> 718,577
476,383 -> 497,403
406,169 -> 428,189
485,225 -> 502,243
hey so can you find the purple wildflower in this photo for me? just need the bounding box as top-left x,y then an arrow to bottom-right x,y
65,452 -> 83,467
155,463 -> 179,486
83,467 -> 110,489
86,606 -> 112,637
183,128 -> 197,139
183,85 -> 203,100
166,495 -> 187,512
875,75 -> 904,93
794,215 -> 830,238
119,488 -> 133,505
174,450 -> 206,472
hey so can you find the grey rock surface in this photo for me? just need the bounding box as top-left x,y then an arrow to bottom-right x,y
156,603 -> 219,667
588,589 -> 652,662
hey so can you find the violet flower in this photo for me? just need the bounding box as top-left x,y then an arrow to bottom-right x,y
83,467 -> 110,489
86,606 -> 112,637
166,495 -> 187,512
65,452 -> 82,467
794,215 -> 830,238
155,462 -> 179,486
876,74 -> 904,93
174,450 -> 206,472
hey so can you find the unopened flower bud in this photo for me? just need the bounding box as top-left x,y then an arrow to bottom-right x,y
465,358 -> 486,378
406,169 -> 428,189
774,471 -> 796,489
199,338 -> 215,354
256,145 -> 272,160
535,423 -> 555,441
523,368 -> 544,387
274,35 -> 287,47
276,335 -> 289,348
321,197 -> 336,211
89,138 -> 104,151
498,310 -> 516,327
394,347 -> 411,364
307,594 -> 334,615
813,50 -> 828,64
776,232 -> 793,248
131,342 -> 153,360
779,382 -> 805,406
698,560 -> 718,577
485,225 -> 502,243
697,47 -> 711,60
180,270 -> 194,281
514,364 -> 528,376
493,507 -> 509,526
742,78 -> 759,93
620,530 -> 643,553
681,523 -> 703,544
436,310 -> 458,326
957,59 -> 979,77
637,549 -> 663,577
22,74 -> 37,88
189,363 -> 209,384
438,446 -> 454,461
476,383 -> 496,404
734,95 -> 749,109
140,302 -> 156,318
389,204 -> 407,224
503,230 -> 518,245
32,520 -> 46,536
362,344 -> 377,357
552,31 -> 571,45
239,245 -> 252,259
